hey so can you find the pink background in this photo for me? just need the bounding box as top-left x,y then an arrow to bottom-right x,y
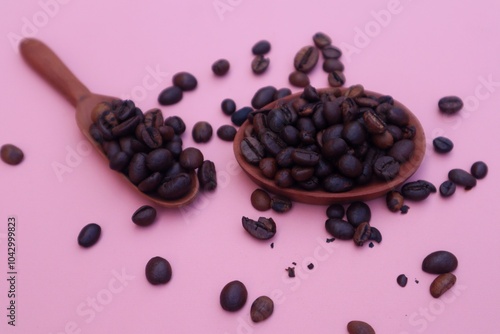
1,0 -> 500,333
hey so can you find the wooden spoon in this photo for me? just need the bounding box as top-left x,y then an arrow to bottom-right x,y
233,88 -> 426,204
19,38 -> 198,208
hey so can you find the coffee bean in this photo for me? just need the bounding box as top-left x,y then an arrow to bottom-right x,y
439,180 -> 456,197
397,274 -> 408,287
250,296 -> 274,323
373,156 -> 400,180
322,59 -> 344,72
291,166 -> 314,181
112,115 -> 141,137
141,127 -> 163,149
470,161 -> 488,179
448,169 -> 477,189
158,86 -> 183,105
328,71 -> 346,87
102,140 -> 121,159
347,321 -> 375,334
220,280 -> 248,312
217,125 -> 237,141
258,157 -> 277,178
342,122 -> 365,147
109,151 -> 130,171
252,86 -> 277,109
78,223 -> 101,248
433,136 -> 454,153
430,273 -> 457,298
212,59 -> 230,76
386,191 -> 404,212
386,107 -> 409,126
312,32 -> 332,48
288,71 -> 310,87
275,88 -> 292,100
157,173 -> 192,200
326,204 -> 345,219
138,172 -> 163,193
260,131 -> 287,156
353,222 -> 371,246
113,100 -> 135,121
401,180 -> 436,201
321,45 -> 342,59
242,216 -> 276,240
146,148 -> 173,172
164,116 -> 186,135
0,144 -> 24,165
300,85 -> 320,103
338,154 -> 363,178
388,139 -> 414,163
280,125 -> 300,146
271,196 -> 292,213
369,227 -> 382,243
251,189 -> 271,211
221,98 -> 237,115
251,55 -> 270,74
322,138 -> 347,160
197,160 -> 217,191
363,109 -> 386,134
325,218 -> 355,240
132,205 -> 157,226
438,96 -> 463,114
90,124 -> 104,143
294,46 -> 319,73
231,107 -> 253,126
346,201 -> 371,227
274,168 -> 294,188
422,250 -> 458,274
192,121 -> 213,143
323,174 -> 354,193
252,40 -> 271,55
179,147 -> 204,170
128,153 -> 150,184
241,137 -> 265,165
172,72 -> 198,91
145,256 -> 172,285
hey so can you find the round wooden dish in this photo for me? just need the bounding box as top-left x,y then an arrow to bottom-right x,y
233,87 -> 426,205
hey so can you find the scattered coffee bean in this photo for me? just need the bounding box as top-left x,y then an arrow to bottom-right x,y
353,222 -> 371,246
252,40 -> 271,55
325,218 -> 355,240
172,72 -> 197,91
1,144 -> 24,165
251,189 -> 272,211
242,216 -> 276,240
221,98 -> 237,115
158,86 -> 183,106
326,204 -> 345,219
231,106 -> 253,126
250,296 -> 274,323
397,274 -> 408,287
179,147 -> 204,170
422,250 -> 458,274
251,55 -> 270,74
369,227 -> 382,243
327,71 -> 346,87
386,191 -> 404,212
288,71 -> 310,87
132,205 -> 157,227
270,196 -> 292,213
197,160 -> 217,191
192,121 -> 213,143
321,45 -> 342,59
433,136 -> 454,153
470,161 -> 488,179
294,46 -> 319,73
313,32 -> 332,48
347,320 -> 376,334
448,168 -> 477,189
439,180 -> 456,198
77,223 -> 101,248
212,59 -> 230,76
401,180 -> 436,201
145,256 -> 172,285
346,201 -> 371,227
322,59 -> 344,72
430,273 -> 456,298
286,267 -> 295,278
217,125 -> 237,141
164,115 -> 186,135
220,280 -> 247,311
252,86 -> 278,109
438,96 -> 463,114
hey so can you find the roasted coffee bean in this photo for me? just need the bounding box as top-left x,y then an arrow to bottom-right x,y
111,115 -> 141,137
346,201 -> 371,227
252,40 -> 271,55
242,216 -> 276,240
438,96 -> 463,114
259,157 -> 278,178
471,161 -> 488,179
448,169 -> 477,189
433,136 -> 454,153
280,125 -> 300,146
164,162 -> 186,179
355,96 -> 379,108
221,98 -> 236,115
231,107 -> 253,126
430,273 -> 457,298
397,274 -> 408,288
439,180 -> 456,197
251,189 -> 271,211
338,154 -> 363,178
369,227 -> 382,243
260,131 -> 287,156
385,107 -> 409,126
326,204 -> 345,219
212,59 -> 230,76
192,121 -> 213,143
274,168 -> 294,188
298,176 -> 320,190
164,116 -> 186,135
109,151 -> 130,171
291,166 -> 315,182
102,140 -> 121,159
145,256 -> 172,285
172,72 -> 198,91
322,100 -> 343,125
321,45 -> 342,59
252,86 -> 277,109
128,153 -> 150,184
158,86 -> 183,105
373,156 -> 400,180
322,59 -> 344,72
403,125 -> 416,139
347,321 -> 375,334
138,172 -> 163,193
422,250 -> 458,274
113,100 -> 135,121
342,122 -> 365,146
388,139 -> 414,163
158,125 -> 175,142
294,46 -> 319,73
314,158 -> 333,178
353,222 -> 371,246
89,124 -> 104,143
322,138 -> 347,159
141,127 -> 163,148
164,141 -> 182,158
217,125 -> 237,141
250,296 -> 274,323
401,180 -> 436,201
179,147 -> 204,170
275,88 -> 292,100
387,125 -> 403,141
288,71 -> 310,87
328,71 -> 346,87
355,163 -> 373,185
146,148 -> 173,172
241,137 -> 265,164
220,280 -> 247,312
386,191 -> 404,212
251,55 -> 270,74
313,32 -> 332,48
325,218 -> 355,240
363,109 -> 386,134
323,174 -> 354,193
291,148 -> 320,166
132,205 -> 157,226
157,173 -> 192,200
1,144 -> 24,165
371,131 -> 394,149
120,136 -> 147,156
270,196 -> 292,213
301,85 -> 320,102
197,160 -> 217,191
78,223 -> 101,248
96,115 -> 115,140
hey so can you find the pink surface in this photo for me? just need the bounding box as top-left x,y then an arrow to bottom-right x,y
1,1 -> 500,333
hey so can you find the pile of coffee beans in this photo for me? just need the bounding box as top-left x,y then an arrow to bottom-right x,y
89,99 -> 216,200
1,144 -> 24,165
422,250 -> 458,298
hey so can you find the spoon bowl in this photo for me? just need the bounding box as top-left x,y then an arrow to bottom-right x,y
19,38 -> 198,208
233,87 -> 426,204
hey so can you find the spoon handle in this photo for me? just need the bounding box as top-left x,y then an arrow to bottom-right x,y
19,38 -> 90,107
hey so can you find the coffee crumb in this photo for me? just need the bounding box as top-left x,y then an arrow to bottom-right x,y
307,263 -> 314,270
326,237 -> 335,243
270,243 -> 274,249
368,242 -> 374,248
400,205 -> 410,214
286,267 -> 295,278
292,262 -> 297,266
415,279 -> 419,284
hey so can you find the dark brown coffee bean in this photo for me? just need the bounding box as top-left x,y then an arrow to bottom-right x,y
145,256 -> 172,285
275,88 -> 292,100
158,86 -> 183,105
274,168 -> 294,188
369,227 -> 382,243
397,274 -> 408,287
113,100 -> 135,121
322,100 -> 343,125
172,72 -> 197,91
291,166 -> 315,182
143,108 -> 164,129
132,205 -> 157,226
323,174 -> 354,193
191,121 -> 213,143
231,106 -> 253,126
128,153 -> 150,184
347,321 -> 375,334
146,149 -> 173,172
314,158 -> 334,178
471,161 -> 487,179
430,273 -> 457,298
386,125 -> 403,141
221,98 -> 236,115
252,86 -> 277,109
328,71 -> 346,87
401,180 -> 437,201
289,71 -> 310,88
260,130 -> 287,156
241,137 -> 265,165
179,147 -> 204,170
298,176 -> 320,190
438,96 -> 463,114
157,173 -> 192,200
111,115 -> 141,137
141,127 -> 163,149
197,160 -> 217,191
212,59 -> 230,76
321,45 -> 342,59
109,151 -> 130,171
346,202 -> 371,227
242,216 -> 276,240
342,122 -> 365,147
252,40 -> 271,55
89,124 -> 104,143
294,46 -> 319,73
371,131 -> 394,149
373,156 -> 400,180
259,157 -> 277,178
220,280 -> 247,312
353,222 -> 371,246
120,136 -> 147,156
301,85 -> 320,103
386,107 -> 409,126
422,250 -> 458,274
388,139 -> 414,163
250,296 -> 274,323
338,154 -> 363,179
251,189 -> 271,211
291,148 -> 320,166
448,169 -> 477,189
322,59 -> 344,73
251,55 -> 270,74
164,116 -> 186,135
216,125 -> 237,142
386,191 -> 404,212
270,196 -> 292,213
363,109 -> 386,134
439,180 -> 456,197
280,125 -> 300,146
325,218 -> 355,240
322,138 -> 347,160
313,32 -> 332,48
78,223 -> 101,248
433,136 -> 454,153
138,172 -> 163,193
102,140 -> 121,159
326,204 -> 345,219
